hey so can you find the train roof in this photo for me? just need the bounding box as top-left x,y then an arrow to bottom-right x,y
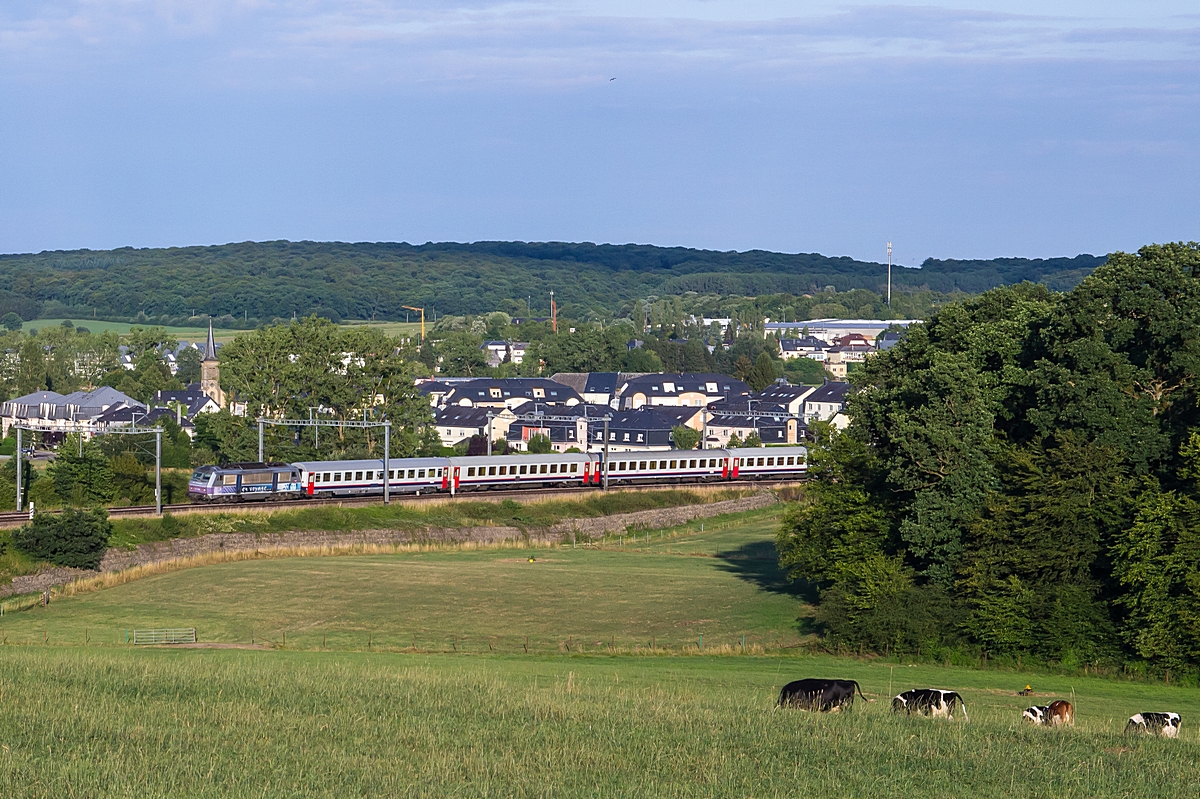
292,458 -> 449,470
215,461 -> 295,471
448,452 -> 595,466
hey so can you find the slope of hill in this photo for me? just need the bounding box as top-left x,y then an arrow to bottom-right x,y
0,240 -> 1105,323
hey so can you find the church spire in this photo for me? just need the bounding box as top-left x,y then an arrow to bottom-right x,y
203,319 -> 218,362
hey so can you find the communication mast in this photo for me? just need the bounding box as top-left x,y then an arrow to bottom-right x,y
550,290 -> 557,333
886,241 -> 893,307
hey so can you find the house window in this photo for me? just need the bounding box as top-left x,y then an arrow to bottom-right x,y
623,433 -> 630,441
609,432 -> 616,440
468,467 -> 476,477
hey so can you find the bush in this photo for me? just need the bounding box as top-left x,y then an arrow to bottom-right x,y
13,507 -> 113,569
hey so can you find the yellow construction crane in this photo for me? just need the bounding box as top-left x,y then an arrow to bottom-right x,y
402,306 -> 426,344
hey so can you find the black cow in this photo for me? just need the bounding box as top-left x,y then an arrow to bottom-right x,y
1125,712 -> 1181,738
892,688 -> 969,721
778,678 -> 868,712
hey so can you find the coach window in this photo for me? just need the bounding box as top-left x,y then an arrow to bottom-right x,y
767,457 -> 774,466
518,464 -> 527,475
467,467 -> 476,477
639,461 -> 647,470
570,464 -> 578,473
322,473 -> 330,482
540,464 -> 548,474
415,469 -> 423,478
689,460 -> 696,468
487,466 -> 495,476
497,466 -> 505,475
670,460 -> 677,469
549,464 -> 558,474
223,474 -> 237,485
332,473 -> 340,482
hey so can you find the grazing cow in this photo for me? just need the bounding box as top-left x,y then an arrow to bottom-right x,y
1125,712 -> 1181,738
778,678 -> 868,712
1023,701 -> 1073,727
892,689 -> 969,721
1046,700 -> 1074,727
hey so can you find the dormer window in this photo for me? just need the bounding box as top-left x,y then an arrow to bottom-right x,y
663,382 -> 675,392
533,388 -> 545,398
706,382 -> 717,392
490,388 -> 502,399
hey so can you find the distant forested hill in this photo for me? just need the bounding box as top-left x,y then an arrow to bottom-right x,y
0,240 -> 1105,324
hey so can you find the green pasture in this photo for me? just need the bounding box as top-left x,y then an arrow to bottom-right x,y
1,648 -> 1198,798
28,318 -> 239,342
1,509 -> 801,651
3,506 -> 1200,797
28,318 -> 420,342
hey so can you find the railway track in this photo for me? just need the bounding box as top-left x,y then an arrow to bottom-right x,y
0,480 -> 804,527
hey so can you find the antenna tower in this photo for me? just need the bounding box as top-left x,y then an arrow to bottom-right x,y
886,241 -> 893,307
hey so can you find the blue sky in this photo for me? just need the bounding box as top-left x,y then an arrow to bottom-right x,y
1,1 -> 1197,264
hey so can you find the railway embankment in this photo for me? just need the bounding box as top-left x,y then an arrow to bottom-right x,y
2,490 -> 778,597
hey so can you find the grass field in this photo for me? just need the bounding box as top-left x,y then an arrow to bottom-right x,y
29,318 -> 421,342
2,507 -> 1199,797
2,508 -> 801,651
29,318 -> 240,342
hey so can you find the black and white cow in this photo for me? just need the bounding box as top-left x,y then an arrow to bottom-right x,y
1125,712 -> 1181,738
778,678 -> 869,712
1022,705 -> 1048,725
892,689 -> 969,721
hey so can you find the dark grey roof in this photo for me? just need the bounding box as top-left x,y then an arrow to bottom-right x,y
444,378 -> 581,404
617,373 -> 750,400
584,372 -> 620,394
434,407 -> 493,428
806,381 -> 851,404
756,383 -> 815,401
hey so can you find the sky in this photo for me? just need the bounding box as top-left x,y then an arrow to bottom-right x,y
1,1 -> 1198,264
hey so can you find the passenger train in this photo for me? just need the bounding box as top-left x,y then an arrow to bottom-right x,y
187,447 -> 807,502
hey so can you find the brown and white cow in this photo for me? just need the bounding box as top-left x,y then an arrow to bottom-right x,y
1024,700 -> 1073,727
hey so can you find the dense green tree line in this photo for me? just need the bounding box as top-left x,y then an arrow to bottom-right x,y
0,240 -> 1103,323
777,243 -> 1200,675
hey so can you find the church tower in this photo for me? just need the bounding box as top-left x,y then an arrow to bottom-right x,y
200,320 -> 226,408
